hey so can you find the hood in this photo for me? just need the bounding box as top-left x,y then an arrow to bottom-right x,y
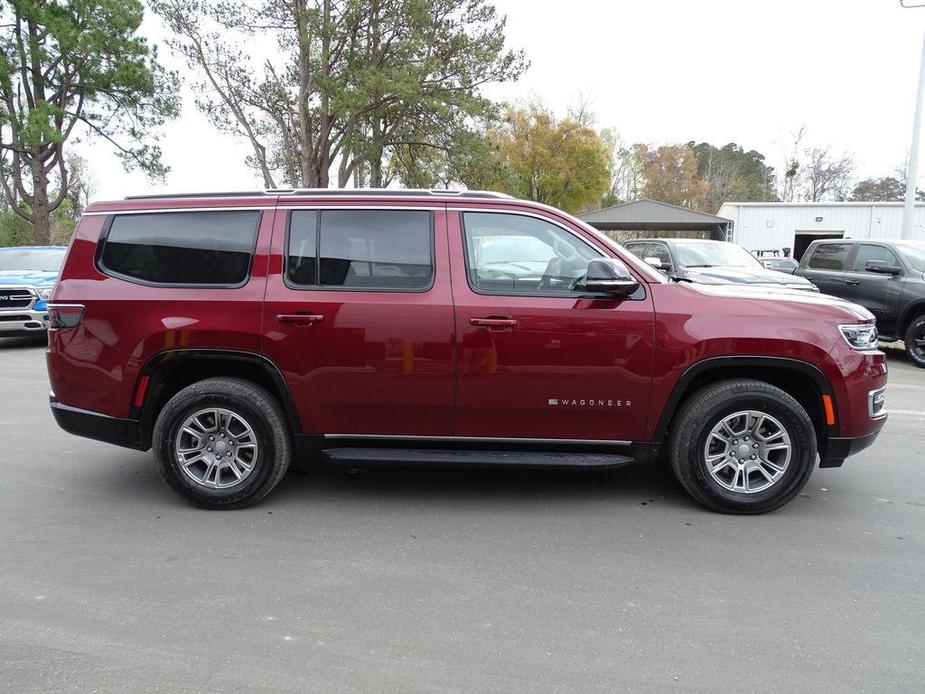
0,269 -> 59,287
677,266 -> 815,289
689,282 -> 875,322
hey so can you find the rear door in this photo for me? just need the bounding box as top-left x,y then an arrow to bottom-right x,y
448,208 -> 655,443
842,243 -> 904,335
799,241 -> 852,296
261,203 -> 456,436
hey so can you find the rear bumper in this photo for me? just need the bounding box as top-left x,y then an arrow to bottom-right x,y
0,308 -> 48,334
819,428 -> 883,468
50,397 -> 148,451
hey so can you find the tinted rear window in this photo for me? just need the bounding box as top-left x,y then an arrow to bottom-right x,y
287,209 -> 433,290
807,243 -> 851,271
101,211 -> 261,285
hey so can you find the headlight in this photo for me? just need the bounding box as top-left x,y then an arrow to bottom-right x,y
839,323 -> 879,350
34,287 -> 54,301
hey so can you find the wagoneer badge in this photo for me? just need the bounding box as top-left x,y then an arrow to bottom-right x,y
548,398 -> 632,408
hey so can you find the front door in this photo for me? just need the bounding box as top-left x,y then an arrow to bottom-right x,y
262,205 -> 456,436
449,209 -> 655,443
842,243 -> 904,336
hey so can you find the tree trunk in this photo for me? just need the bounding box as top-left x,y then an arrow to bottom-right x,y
368,117 -> 385,187
30,160 -> 50,245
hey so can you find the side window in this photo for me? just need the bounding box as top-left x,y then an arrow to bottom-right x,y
647,243 -> 672,268
462,212 -> 601,295
625,243 -> 650,260
807,243 -> 851,271
287,209 -> 433,290
100,210 -> 261,285
849,244 -> 899,272
287,210 -> 318,286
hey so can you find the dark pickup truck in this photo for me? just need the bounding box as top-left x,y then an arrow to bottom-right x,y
796,239 -> 925,367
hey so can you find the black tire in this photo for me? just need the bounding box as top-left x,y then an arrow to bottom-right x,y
153,377 -> 292,509
904,315 -> 925,368
668,379 -> 817,514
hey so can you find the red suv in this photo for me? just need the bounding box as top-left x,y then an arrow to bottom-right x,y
46,190 -> 888,513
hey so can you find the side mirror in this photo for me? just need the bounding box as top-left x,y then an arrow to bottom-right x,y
865,260 -> 902,275
585,258 -> 640,297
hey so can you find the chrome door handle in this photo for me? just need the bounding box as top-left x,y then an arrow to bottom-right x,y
470,317 -> 518,329
844,279 -> 860,286
276,313 -> 324,325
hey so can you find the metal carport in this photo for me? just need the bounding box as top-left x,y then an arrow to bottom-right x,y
577,199 -> 733,243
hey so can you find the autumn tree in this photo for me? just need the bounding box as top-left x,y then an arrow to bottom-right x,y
0,0 -> 179,244
155,0 -> 525,189
484,103 -> 611,213
636,143 -> 708,210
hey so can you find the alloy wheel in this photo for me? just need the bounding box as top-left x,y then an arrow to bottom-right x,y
175,407 -> 260,489
703,410 -> 792,494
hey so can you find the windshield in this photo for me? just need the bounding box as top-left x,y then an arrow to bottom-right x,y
896,242 -> 925,273
674,241 -> 763,269
0,248 -> 65,272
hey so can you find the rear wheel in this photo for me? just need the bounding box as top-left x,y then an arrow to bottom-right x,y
153,377 -> 292,509
668,379 -> 817,514
904,315 -> 925,368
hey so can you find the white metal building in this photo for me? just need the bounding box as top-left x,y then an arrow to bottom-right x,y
717,201 -> 925,260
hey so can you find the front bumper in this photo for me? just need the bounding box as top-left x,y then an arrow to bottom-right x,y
50,397 -> 148,451
0,307 -> 49,334
819,429 -> 883,468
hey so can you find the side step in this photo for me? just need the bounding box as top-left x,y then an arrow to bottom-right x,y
322,447 -> 634,470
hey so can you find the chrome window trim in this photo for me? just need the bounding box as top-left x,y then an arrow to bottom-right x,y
81,206 -> 275,216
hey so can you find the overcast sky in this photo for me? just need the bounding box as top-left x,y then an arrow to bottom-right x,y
78,0 -> 925,204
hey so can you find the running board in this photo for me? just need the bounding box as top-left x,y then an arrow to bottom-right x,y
322,447 -> 634,470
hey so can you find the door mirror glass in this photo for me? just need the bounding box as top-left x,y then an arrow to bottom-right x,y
865,260 -> 902,275
584,258 -> 640,297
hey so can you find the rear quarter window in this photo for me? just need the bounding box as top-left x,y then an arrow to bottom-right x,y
99,210 -> 261,286
807,243 -> 851,271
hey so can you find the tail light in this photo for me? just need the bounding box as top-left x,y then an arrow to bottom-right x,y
48,303 -> 85,329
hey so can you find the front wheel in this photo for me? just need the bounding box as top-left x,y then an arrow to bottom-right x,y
153,377 -> 292,509
905,315 -> 925,368
668,379 -> 817,514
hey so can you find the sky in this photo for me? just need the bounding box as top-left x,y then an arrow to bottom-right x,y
76,0 -> 925,203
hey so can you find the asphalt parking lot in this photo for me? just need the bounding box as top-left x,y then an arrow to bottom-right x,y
0,336 -> 922,694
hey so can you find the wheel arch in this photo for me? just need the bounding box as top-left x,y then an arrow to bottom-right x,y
898,299 -> 925,336
133,349 -> 302,449
653,356 -> 837,460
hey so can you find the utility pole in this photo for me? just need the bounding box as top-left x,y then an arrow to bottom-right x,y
902,2 -> 925,239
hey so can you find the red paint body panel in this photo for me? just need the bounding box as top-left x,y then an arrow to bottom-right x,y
47,192 -> 887,453
261,205 -> 456,435
446,210 -> 654,441
47,209 -> 273,418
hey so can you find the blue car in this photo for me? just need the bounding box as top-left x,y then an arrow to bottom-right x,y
0,246 -> 67,336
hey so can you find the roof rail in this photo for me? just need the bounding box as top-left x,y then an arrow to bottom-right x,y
125,188 -> 512,201
124,191 -> 275,200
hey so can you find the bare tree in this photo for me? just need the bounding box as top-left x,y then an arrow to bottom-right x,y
802,146 -> 854,202
779,127 -> 805,203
